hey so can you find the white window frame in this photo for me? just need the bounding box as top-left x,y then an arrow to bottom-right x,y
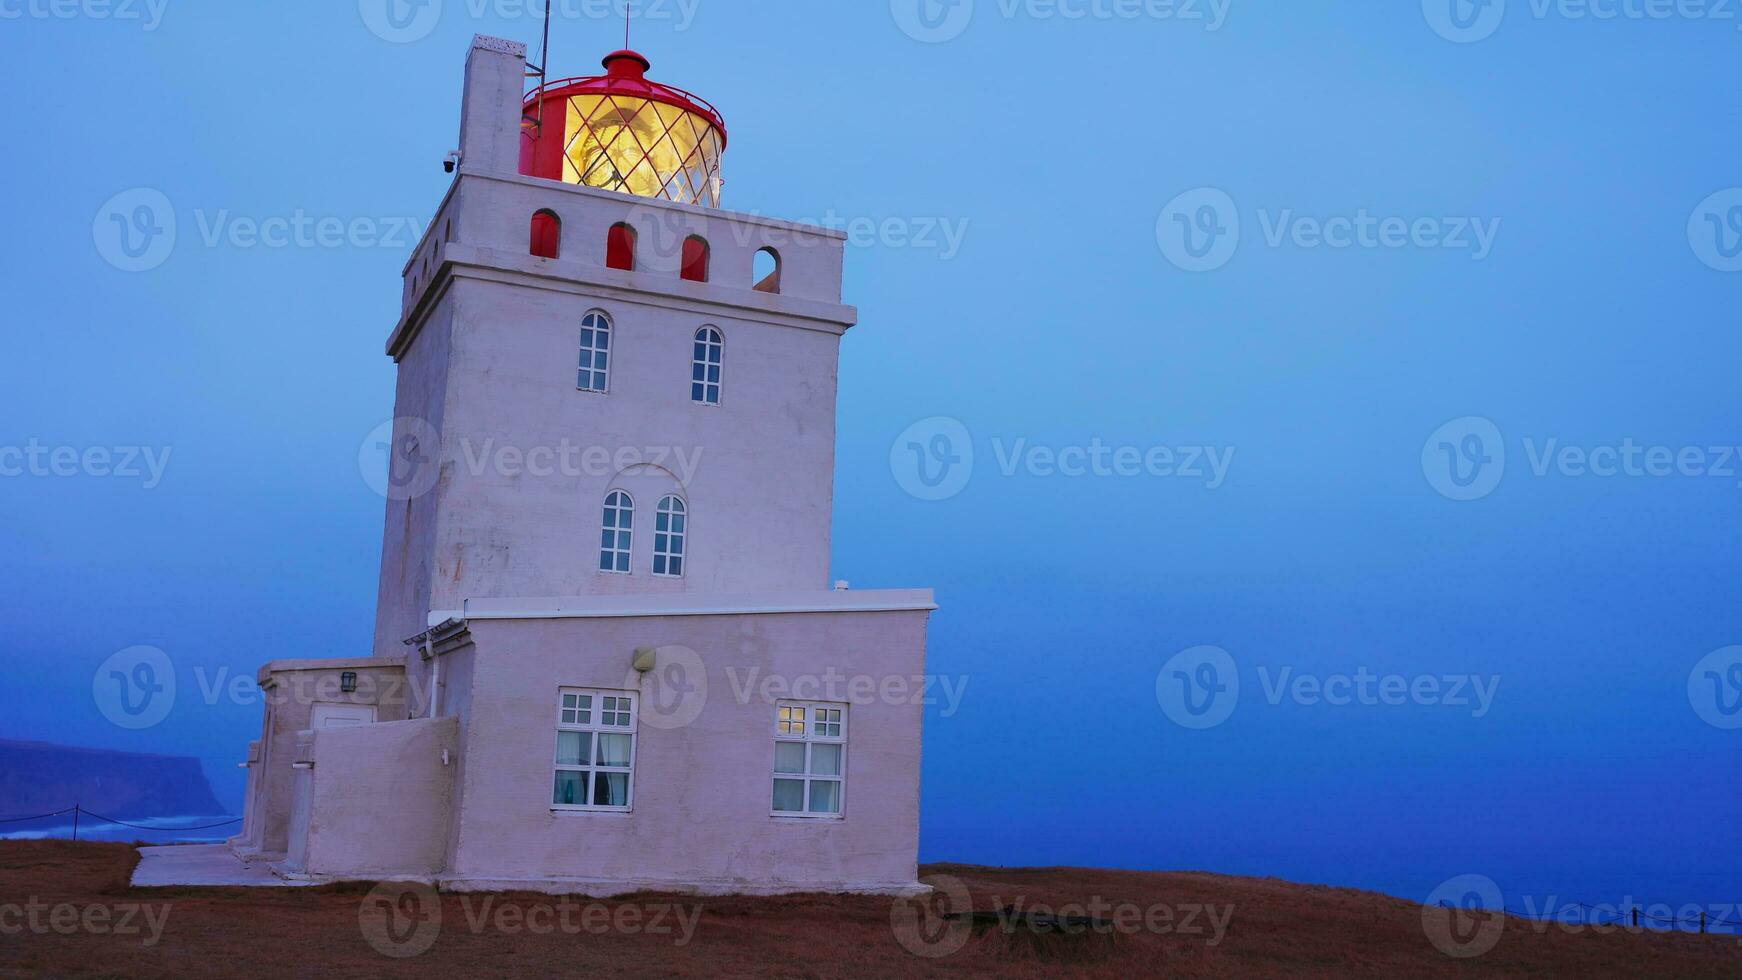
771,701 -> 847,819
691,326 -> 723,406
652,495 -> 687,578
578,310 -> 612,393
599,491 -> 634,574
552,688 -> 638,812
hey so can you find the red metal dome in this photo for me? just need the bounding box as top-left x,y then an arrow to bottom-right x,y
520,50 -> 727,208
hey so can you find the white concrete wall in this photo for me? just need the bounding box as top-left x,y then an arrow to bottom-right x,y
442,610 -> 929,894
236,660 -> 407,859
290,716 -> 459,879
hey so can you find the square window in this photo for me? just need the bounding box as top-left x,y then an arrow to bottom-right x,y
596,733 -> 632,767
556,731 -> 590,766
554,771 -> 587,807
774,742 -> 807,774
808,781 -> 842,814
593,772 -> 630,807
553,689 -> 635,810
771,702 -> 847,818
773,779 -> 805,812
810,743 -> 842,776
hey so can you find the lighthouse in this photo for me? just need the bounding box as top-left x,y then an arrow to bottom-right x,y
231,35 -> 936,897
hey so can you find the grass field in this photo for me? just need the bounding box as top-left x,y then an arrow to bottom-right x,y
0,841 -> 1735,978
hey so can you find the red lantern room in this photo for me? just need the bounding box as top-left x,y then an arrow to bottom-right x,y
520,50 -> 727,209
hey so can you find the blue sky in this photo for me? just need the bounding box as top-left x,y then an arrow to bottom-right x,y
2,2 -> 1738,912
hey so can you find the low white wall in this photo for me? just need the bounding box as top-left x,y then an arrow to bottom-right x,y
292,717 -> 459,879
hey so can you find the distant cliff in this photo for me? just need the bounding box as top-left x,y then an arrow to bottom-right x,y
0,740 -> 223,818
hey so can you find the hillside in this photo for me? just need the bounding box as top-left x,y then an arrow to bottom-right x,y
0,842 -> 1735,978
0,740 -> 222,819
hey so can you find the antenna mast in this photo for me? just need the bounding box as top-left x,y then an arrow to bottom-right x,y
524,0 -> 554,138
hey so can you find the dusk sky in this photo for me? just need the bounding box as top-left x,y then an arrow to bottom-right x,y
2,2 -> 1738,916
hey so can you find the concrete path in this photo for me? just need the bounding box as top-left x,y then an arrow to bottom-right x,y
131,844 -> 318,888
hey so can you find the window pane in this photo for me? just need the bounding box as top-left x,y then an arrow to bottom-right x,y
596,733 -> 633,767
773,779 -> 805,812
808,780 -> 842,814
774,742 -> 807,774
593,771 -> 630,807
554,771 -> 587,807
556,731 -> 590,766
810,743 -> 842,776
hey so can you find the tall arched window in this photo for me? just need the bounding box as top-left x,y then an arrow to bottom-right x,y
578,311 -> 612,393
606,223 -> 637,271
753,247 -> 781,293
681,236 -> 710,283
531,210 -> 561,259
691,326 -> 723,405
599,491 -> 634,574
653,495 -> 687,578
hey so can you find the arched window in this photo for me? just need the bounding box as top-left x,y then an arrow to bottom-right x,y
653,495 -> 687,578
691,327 -> 723,405
606,222 -> 637,271
753,247 -> 781,293
578,311 -> 612,393
599,491 -> 634,574
531,210 -> 561,259
681,235 -> 710,283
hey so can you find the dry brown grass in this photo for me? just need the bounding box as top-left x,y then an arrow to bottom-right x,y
0,842 -> 1735,978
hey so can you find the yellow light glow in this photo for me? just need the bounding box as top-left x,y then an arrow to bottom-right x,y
561,94 -> 723,207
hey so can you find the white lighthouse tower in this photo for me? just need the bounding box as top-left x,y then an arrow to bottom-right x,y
232,36 -> 936,896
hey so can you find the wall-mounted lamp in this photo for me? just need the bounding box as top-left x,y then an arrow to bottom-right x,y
340,671 -> 359,694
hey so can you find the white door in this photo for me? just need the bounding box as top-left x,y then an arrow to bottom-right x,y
310,704 -> 376,729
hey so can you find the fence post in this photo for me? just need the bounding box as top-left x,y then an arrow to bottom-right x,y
1631,907 -> 1638,930
1700,911 -> 1705,935
71,804 -> 79,842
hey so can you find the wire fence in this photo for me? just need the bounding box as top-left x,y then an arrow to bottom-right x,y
0,805 -> 241,838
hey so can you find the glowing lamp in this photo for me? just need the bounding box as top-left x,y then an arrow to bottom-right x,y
520,50 -> 727,208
